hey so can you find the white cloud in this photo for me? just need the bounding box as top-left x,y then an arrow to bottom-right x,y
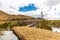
0,0 -> 60,20
0,0 -> 47,17
46,0 -> 60,6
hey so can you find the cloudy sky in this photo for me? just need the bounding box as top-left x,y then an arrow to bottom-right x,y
0,0 -> 60,20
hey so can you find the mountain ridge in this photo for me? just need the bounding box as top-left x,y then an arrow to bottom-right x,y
0,10 -> 33,21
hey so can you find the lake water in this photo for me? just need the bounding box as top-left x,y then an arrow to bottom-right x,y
51,26 -> 60,32
0,31 -> 19,40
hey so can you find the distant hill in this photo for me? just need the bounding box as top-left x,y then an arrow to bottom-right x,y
0,10 -> 33,21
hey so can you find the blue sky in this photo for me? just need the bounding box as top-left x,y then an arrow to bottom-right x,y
0,0 -> 60,20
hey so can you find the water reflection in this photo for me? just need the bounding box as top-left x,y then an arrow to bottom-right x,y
0,31 -> 18,40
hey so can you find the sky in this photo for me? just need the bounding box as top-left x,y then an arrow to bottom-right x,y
0,0 -> 60,20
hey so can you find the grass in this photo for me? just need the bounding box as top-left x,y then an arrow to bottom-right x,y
12,27 -> 60,40
48,20 -> 60,27
0,28 -> 7,32
0,28 -> 7,35
0,21 -> 6,24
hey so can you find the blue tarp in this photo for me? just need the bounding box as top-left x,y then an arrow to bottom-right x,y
19,4 -> 38,12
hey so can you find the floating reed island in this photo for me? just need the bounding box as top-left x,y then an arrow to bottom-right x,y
12,27 -> 60,40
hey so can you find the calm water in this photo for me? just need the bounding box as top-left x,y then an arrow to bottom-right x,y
51,26 -> 60,32
0,31 -> 19,40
